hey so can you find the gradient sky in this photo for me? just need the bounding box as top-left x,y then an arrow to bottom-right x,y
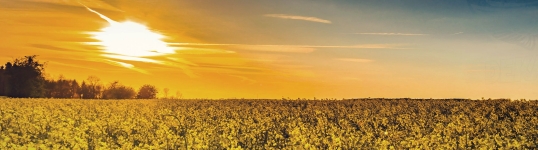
1,0 -> 538,99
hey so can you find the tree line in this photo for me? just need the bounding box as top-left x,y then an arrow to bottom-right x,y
0,55 -> 160,99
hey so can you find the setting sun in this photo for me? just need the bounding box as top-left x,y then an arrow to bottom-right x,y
92,21 -> 176,57
85,5 -> 176,64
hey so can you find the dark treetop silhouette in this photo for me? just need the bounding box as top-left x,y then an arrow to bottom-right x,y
0,55 -> 159,99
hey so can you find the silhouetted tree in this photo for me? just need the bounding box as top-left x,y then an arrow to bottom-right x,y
42,75 -> 80,98
70,80 -> 80,98
137,84 -> 158,99
175,91 -> 183,99
163,88 -> 169,99
102,81 -> 136,99
55,76 -> 71,98
84,76 -> 102,99
0,66 -> 7,96
80,81 -> 90,99
0,56 -> 182,100
44,79 -> 56,98
3,55 -> 45,98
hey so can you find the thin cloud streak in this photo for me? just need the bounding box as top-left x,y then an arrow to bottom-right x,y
21,0 -> 122,11
264,14 -> 331,24
48,61 -> 99,71
353,33 -> 428,36
177,48 -> 236,54
228,75 -> 257,84
102,55 -> 198,77
171,43 -> 407,53
451,32 -> 464,35
30,44 -> 99,54
336,58 -> 374,63
102,54 -> 162,64
234,45 -> 315,53
102,59 -> 149,74
80,2 -> 115,24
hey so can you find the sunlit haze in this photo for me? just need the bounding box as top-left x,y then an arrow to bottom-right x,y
84,4 -> 177,69
1,0 -> 538,99
92,21 -> 176,58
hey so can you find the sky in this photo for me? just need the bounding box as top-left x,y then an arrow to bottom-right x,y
1,0 -> 538,99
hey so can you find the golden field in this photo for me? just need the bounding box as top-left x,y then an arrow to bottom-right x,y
0,98 -> 536,149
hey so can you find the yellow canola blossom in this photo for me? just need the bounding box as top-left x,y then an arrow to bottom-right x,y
0,98 -> 536,149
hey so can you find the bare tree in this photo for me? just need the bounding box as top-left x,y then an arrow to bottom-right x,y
85,76 -> 101,99
163,88 -> 169,99
176,91 -> 183,99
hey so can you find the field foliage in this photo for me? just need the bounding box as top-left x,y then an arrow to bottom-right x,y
0,98 -> 537,149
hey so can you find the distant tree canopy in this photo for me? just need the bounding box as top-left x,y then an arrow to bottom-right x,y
0,56 -> 165,99
102,81 -> 136,99
80,76 -> 103,99
44,76 -> 79,98
137,84 -> 158,99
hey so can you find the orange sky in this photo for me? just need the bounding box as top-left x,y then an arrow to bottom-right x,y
2,0 -> 538,99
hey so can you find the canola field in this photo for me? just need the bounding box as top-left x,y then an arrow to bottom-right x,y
0,98 -> 537,149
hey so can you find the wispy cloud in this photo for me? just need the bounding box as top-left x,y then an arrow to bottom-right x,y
336,58 -> 374,63
197,63 -> 265,73
160,59 -> 198,78
48,61 -> 99,71
102,59 -> 149,74
228,75 -> 257,84
353,33 -> 428,36
465,69 -> 496,72
20,0 -> 122,11
171,43 -> 406,53
177,48 -> 236,54
451,32 -> 464,35
102,54 -> 163,64
264,14 -> 331,24
166,57 -> 197,66
30,44 -> 99,54
233,45 -> 315,53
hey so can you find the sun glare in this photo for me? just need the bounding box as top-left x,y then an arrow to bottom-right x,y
84,5 -> 176,63
92,21 -> 175,58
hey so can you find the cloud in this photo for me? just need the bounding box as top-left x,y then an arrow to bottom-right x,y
30,44 -> 97,53
171,43 -> 406,53
166,57 -> 197,66
465,69 -> 496,73
102,54 -> 163,64
353,33 -> 428,36
233,45 -> 315,53
491,31 -> 538,51
451,32 -> 464,35
336,58 -> 374,63
305,44 -> 402,49
102,59 -> 149,74
197,63 -> 265,73
20,0 -> 121,11
177,47 -> 236,54
30,44 -> 199,77
264,14 -> 331,24
48,61 -> 99,71
228,75 -> 257,84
